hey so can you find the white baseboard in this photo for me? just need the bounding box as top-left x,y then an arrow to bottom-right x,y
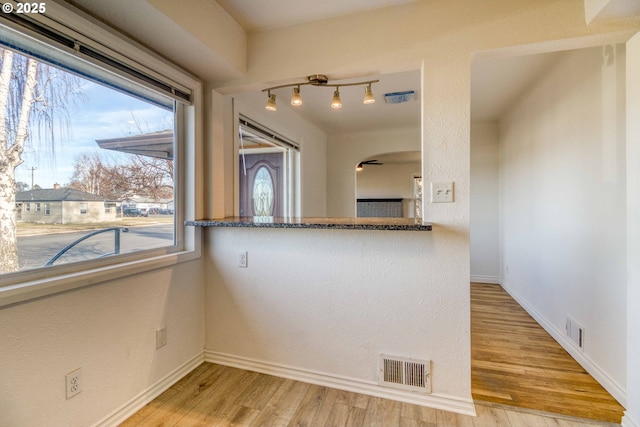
470,275 -> 501,284
500,282 -> 627,408
623,412 -> 640,427
92,352 -> 205,427
204,350 -> 476,416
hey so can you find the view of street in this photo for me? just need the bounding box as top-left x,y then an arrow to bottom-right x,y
16,219 -> 174,271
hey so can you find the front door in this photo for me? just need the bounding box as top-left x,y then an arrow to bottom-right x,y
239,152 -> 283,217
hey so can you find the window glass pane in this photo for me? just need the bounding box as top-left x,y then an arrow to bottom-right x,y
1,41 -> 175,275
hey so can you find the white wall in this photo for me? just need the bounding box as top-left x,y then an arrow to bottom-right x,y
624,33 -> 640,427
357,161 -> 421,198
204,226 -> 474,411
328,127 -> 420,217
470,122 -> 500,283
0,261 -> 205,427
204,1 -> 640,417
357,161 -> 421,218
499,45 -> 627,403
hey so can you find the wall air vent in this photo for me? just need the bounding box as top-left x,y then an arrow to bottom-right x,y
566,316 -> 585,351
379,354 -> 431,393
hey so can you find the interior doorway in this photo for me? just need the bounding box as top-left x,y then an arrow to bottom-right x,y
470,41 -> 628,423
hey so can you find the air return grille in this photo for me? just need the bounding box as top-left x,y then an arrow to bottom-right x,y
379,354 -> 431,393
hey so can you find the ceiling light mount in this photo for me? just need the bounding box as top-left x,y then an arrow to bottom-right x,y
307,74 -> 329,85
263,74 -> 379,111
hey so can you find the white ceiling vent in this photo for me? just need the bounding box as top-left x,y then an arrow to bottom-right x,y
384,90 -> 416,104
379,354 -> 431,393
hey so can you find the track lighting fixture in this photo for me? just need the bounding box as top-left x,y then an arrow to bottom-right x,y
265,91 -> 277,111
291,86 -> 302,106
263,74 -> 379,111
363,83 -> 375,104
331,88 -> 342,109
356,162 -> 364,171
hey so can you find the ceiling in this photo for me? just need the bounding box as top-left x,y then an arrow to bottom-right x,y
65,0 -> 574,136
215,0 -> 415,32
471,52 -> 566,122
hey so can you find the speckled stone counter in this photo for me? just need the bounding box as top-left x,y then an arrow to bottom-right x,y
186,217 -> 432,231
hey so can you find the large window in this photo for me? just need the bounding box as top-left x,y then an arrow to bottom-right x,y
0,5 -> 200,305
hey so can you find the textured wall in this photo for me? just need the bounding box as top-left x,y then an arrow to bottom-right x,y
624,33 -> 640,427
205,226 -> 471,400
470,122 -> 500,282
499,46 -> 627,402
205,0 -> 640,414
357,161 -> 421,199
0,261 -> 205,427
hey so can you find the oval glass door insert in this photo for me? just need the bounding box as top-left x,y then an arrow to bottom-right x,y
253,166 -> 274,216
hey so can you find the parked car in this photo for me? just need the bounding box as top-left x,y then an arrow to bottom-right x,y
123,208 -> 148,217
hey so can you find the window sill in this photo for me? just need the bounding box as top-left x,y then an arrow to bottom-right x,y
0,249 -> 201,308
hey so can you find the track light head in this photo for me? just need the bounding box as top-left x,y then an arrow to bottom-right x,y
331,88 -> 342,109
363,84 -> 375,104
356,162 -> 364,171
291,86 -> 302,106
265,92 -> 277,111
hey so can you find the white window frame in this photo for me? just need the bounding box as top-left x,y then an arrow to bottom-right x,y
0,2 -> 202,307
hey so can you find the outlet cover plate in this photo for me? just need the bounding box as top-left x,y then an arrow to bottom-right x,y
239,251 -> 248,268
156,327 -> 167,349
66,368 -> 82,399
431,182 -> 454,203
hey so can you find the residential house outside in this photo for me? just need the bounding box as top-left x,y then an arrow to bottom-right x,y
122,197 -> 173,214
97,131 -> 175,215
16,186 -> 119,224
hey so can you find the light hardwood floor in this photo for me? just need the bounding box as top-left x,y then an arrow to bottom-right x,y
120,283 -> 625,426
120,362 -> 619,427
471,282 -> 624,424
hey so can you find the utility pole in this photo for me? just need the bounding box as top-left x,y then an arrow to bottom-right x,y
28,166 -> 37,189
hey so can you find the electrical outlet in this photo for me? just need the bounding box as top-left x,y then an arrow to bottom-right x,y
66,368 -> 82,399
156,327 -> 167,349
239,251 -> 248,268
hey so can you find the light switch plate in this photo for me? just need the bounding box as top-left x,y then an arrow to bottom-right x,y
431,182 -> 454,203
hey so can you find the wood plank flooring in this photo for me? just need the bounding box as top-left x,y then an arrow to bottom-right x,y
119,282 -> 625,426
120,362 -> 619,427
471,282 -> 625,424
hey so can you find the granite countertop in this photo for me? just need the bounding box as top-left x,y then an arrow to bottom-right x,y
186,217 -> 432,231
